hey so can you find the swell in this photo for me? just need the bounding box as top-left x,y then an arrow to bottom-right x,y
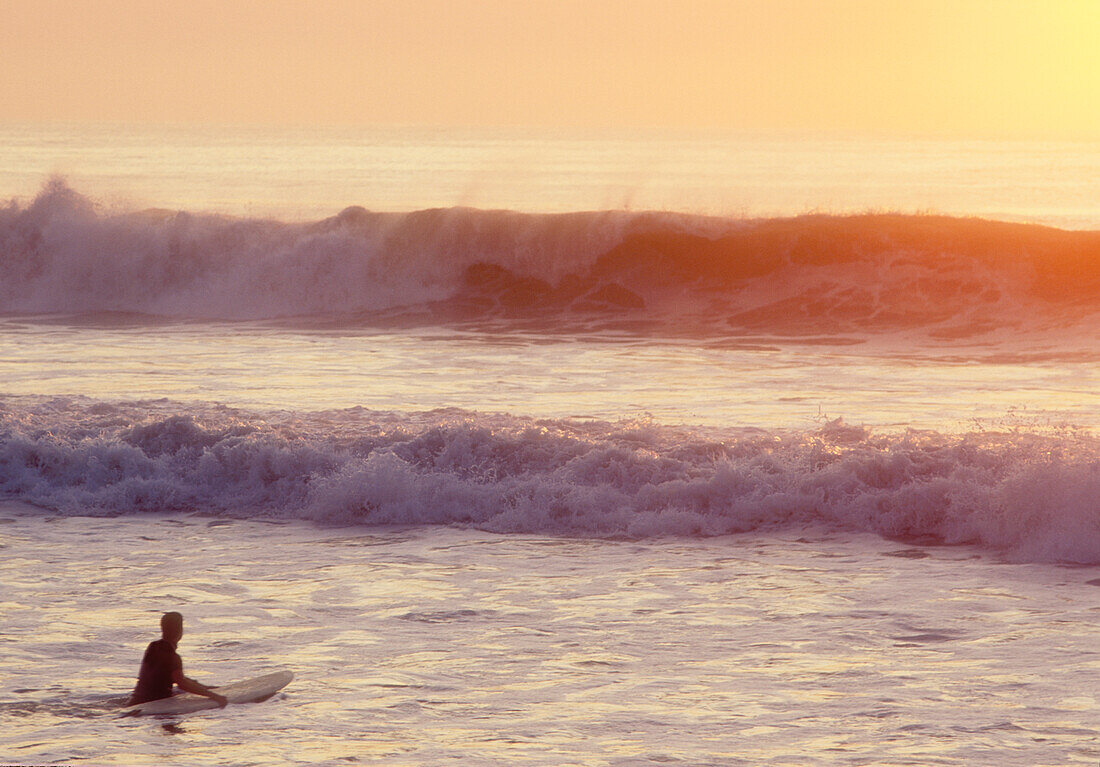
3,396 -> 1099,564
3,180 -> 1100,336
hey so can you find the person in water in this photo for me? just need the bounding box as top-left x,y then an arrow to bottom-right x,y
128,611 -> 228,707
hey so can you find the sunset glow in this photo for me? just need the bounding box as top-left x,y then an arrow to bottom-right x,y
3,0 -> 1098,137
4,3 -> 1100,765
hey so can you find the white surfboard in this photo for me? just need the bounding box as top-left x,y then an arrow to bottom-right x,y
128,670 -> 293,716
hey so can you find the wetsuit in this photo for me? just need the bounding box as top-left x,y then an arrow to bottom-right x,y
128,639 -> 182,705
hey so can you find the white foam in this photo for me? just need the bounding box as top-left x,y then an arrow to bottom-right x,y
3,396 -> 1098,563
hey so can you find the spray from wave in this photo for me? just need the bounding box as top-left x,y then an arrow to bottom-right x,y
3,396 -> 1099,563
3,179 -> 1099,337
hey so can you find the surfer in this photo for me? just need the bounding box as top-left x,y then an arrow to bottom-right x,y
128,612 -> 228,707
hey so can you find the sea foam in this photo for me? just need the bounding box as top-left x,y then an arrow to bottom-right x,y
3,396 -> 1098,563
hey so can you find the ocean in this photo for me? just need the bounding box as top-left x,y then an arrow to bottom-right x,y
2,124 -> 1100,765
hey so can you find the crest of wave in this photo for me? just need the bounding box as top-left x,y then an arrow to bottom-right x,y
0,179 -> 647,318
4,180 -> 1100,336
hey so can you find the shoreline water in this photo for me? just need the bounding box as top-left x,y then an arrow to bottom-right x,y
3,505 -> 1100,766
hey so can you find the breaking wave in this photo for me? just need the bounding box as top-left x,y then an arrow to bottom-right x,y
3,395 -> 1099,564
3,179 -> 1100,337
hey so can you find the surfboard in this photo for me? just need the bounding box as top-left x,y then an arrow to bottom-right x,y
127,670 -> 293,716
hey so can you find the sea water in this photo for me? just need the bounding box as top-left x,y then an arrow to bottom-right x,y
2,125 -> 1100,765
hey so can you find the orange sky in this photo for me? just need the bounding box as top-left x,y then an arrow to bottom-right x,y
2,0 -> 1098,137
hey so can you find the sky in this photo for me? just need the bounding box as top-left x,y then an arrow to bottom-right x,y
1,0 -> 1098,137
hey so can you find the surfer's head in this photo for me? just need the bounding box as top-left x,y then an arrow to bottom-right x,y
160,611 -> 184,644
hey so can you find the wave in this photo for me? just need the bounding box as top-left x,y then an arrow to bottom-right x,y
3,179 -> 1100,337
3,395 -> 1099,563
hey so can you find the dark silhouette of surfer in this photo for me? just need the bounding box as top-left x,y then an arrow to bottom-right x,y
128,612 -> 228,707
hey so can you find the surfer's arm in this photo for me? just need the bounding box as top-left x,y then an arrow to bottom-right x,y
173,669 -> 229,707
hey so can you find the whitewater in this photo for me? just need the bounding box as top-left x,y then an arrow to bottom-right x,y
2,127 -> 1100,766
